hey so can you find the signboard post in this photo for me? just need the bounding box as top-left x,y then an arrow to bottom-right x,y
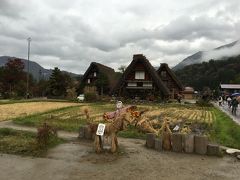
96,123 -> 105,136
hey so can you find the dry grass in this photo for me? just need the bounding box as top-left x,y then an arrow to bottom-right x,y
0,102 -> 79,121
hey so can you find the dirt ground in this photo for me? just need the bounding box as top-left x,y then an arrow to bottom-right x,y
0,138 -> 239,180
0,102 -> 79,121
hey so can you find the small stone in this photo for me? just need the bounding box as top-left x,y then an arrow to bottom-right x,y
154,138 -> 162,151
146,133 -> 156,149
207,144 -> 220,156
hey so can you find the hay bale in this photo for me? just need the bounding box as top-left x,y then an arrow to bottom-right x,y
171,133 -> 183,152
154,138 -> 162,151
183,134 -> 194,153
207,144 -> 220,156
194,135 -> 208,155
146,133 -> 156,149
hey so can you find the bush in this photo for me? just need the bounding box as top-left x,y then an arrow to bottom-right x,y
37,123 -> 57,149
84,92 -> 98,102
196,99 -> 213,107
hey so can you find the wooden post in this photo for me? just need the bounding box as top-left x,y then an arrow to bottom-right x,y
171,133 -> 183,152
154,138 -> 162,151
146,133 -> 156,149
183,134 -> 194,153
194,135 -> 208,155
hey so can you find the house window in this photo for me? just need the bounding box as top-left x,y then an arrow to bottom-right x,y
143,82 -> 152,87
135,71 -> 145,80
128,82 -> 137,87
87,79 -> 90,84
93,72 -> 97,77
161,71 -> 167,78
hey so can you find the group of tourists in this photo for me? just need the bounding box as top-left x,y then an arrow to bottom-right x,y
218,95 -> 239,115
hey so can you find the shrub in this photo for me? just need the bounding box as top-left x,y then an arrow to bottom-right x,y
37,123 -> 57,148
84,92 -> 98,102
196,99 -> 213,107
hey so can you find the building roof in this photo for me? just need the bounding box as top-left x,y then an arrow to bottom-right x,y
112,54 -> 170,96
220,84 -> 240,89
157,63 -> 184,90
81,62 -> 117,89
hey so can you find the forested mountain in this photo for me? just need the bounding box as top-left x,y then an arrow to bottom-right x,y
174,55 -> 240,90
173,40 -> 239,70
0,56 -> 80,81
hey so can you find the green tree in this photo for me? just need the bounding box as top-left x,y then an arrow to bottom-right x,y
0,58 -> 27,98
95,73 -> 109,96
118,65 -> 126,73
47,67 -> 74,97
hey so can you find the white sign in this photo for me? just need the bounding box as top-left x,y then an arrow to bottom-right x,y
116,101 -> 123,109
173,125 -> 180,131
96,123 -> 105,136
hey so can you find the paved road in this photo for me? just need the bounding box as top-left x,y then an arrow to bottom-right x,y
213,102 -> 240,125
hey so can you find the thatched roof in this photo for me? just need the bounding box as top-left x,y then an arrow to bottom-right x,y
81,62 -> 117,89
112,54 -> 170,96
157,63 -> 184,90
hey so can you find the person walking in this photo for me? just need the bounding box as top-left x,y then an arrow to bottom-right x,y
231,97 -> 239,116
227,96 -> 232,108
218,96 -> 223,106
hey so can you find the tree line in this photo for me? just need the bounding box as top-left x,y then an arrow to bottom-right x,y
174,55 -> 240,91
0,58 -> 78,99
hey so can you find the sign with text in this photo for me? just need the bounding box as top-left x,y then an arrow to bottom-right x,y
96,123 -> 105,136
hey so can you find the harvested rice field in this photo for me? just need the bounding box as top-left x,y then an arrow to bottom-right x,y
0,102 -> 80,121
13,103 -> 215,135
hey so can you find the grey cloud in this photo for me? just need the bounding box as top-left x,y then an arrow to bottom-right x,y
0,0 -> 239,74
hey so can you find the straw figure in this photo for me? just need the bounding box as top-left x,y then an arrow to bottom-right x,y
159,119 -> 172,150
83,107 -> 90,120
94,112 -> 132,153
135,116 -> 158,134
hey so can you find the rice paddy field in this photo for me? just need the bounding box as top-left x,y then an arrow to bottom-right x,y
1,101 -> 240,148
0,102 -> 79,121
13,103 -> 215,134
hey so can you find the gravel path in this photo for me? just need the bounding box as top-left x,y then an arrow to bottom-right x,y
0,138 -> 240,180
0,119 -> 240,179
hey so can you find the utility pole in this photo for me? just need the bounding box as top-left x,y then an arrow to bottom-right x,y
26,37 -> 31,99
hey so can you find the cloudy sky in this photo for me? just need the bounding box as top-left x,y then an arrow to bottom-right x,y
0,0 -> 239,74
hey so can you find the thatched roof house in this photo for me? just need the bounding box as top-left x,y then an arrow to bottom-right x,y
80,62 -> 117,95
112,54 -> 170,100
157,63 -> 184,98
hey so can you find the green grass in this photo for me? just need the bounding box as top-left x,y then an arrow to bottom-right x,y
13,105 -> 86,131
210,108 -> 240,149
118,125 -> 146,139
0,128 -> 64,156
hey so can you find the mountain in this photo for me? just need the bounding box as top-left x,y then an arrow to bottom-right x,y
173,40 -> 240,70
174,55 -> 240,90
0,56 -> 81,81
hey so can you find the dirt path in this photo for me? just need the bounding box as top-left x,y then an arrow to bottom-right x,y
0,138 -> 239,180
0,120 -> 77,140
